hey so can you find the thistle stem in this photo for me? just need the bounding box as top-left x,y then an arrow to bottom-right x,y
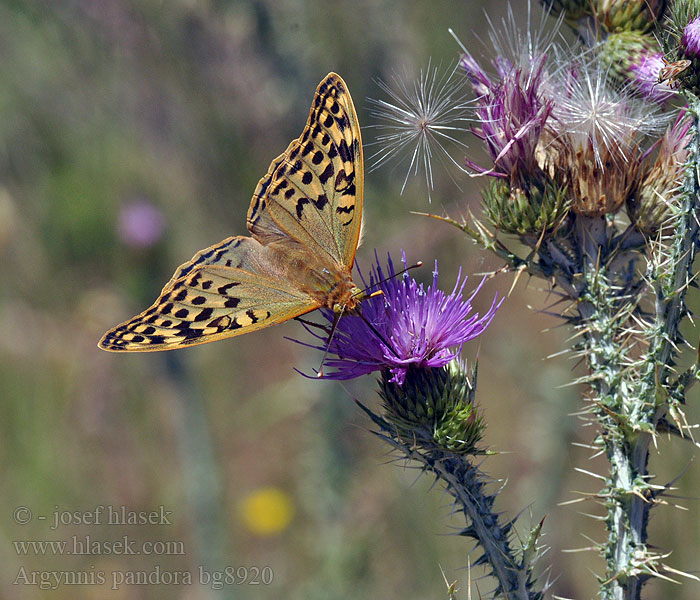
358,402 -> 543,600
429,452 -> 542,600
577,102 -> 700,596
638,97 -> 700,415
578,246 -> 649,600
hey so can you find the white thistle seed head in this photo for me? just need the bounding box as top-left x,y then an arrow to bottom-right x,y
549,54 -> 668,166
485,1 -> 562,77
367,60 -> 472,202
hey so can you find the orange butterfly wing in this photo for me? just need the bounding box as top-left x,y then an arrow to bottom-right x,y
99,73 -> 363,352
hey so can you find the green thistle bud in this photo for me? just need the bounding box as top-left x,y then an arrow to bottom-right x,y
378,362 -> 484,455
482,177 -> 570,236
627,189 -> 673,235
594,0 -> 665,33
599,31 -> 658,83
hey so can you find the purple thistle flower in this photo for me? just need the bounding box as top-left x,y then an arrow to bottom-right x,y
299,253 -> 502,385
462,53 -> 553,181
681,17 -> 700,59
629,51 -> 676,105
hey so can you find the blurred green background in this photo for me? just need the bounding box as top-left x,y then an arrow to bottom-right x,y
0,1 -> 698,599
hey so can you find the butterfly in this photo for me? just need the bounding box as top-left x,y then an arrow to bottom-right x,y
99,73 -> 364,352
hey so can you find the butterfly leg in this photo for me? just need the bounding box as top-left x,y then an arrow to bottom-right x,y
317,309 -> 345,378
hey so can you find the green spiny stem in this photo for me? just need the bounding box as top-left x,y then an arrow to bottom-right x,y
576,234 -> 652,600
590,95 -> 700,599
415,211 -> 549,279
357,402 -> 543,600
638,96 -> 700,414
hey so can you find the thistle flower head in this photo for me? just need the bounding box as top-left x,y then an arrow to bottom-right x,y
456,4 -> 562,185
301,253 -> 502,385
461,7 -> 672,229
463,8 -> 665,170
599,31 -> 676,105
628,113 -> 692,233
367,62 -> 471,201
567,138 -> 642,216
629,50 -> 677,104
549,57 -> 664,167
681,16 -> 700,59
466,57 -> 553,182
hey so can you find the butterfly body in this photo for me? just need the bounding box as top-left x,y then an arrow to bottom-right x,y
99,73 -> 364,352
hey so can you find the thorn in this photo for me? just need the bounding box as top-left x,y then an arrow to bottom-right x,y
440,565 -> 460,600
558,496 -> 589,506
578,511 -> 606,521
662,564 -> 700,582
560,546 -> 598,553
574,467 -> 607,481
508,264 -> 527,296
473,553 -> 489,567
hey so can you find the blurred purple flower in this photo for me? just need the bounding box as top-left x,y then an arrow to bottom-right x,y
300,253 -> 502,385
117,199 -> 165,248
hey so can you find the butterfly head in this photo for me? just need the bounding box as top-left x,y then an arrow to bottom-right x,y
326,278 -> 364,315
330,284 -> 363,314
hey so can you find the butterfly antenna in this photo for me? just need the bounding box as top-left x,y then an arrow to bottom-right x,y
353,261 -> 424,299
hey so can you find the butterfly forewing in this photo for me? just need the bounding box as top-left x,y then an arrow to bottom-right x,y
248,73 -> 363,269
99,72 -> 363,352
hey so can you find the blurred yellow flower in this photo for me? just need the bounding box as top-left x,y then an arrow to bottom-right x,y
239,487 -> 294,536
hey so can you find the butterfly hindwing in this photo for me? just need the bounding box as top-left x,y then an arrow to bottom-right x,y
248,72 -> 363,269
99,237 -> 320,351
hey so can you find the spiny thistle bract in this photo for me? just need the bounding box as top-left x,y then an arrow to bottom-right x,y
627,113 -> 692,234
481,177 -> 570,235
379,361 -> 483,455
